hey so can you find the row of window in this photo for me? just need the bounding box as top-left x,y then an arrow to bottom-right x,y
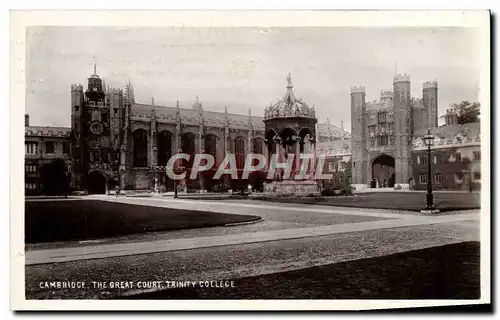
417,151 -> 481,165
25,183 -> 38,191
418,172 -> 481,184
25,141 -> 70,155
25,164 -> 37,173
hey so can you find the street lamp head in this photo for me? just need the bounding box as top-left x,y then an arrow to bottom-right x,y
423,128 -> 435,147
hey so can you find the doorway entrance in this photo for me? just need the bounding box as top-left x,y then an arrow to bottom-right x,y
371,155 -> 396,188
87,171 -> 107,194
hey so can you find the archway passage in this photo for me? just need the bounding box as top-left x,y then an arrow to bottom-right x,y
39,159 -> 69,196
87,171 -> 107,194
371,155 -> 396,188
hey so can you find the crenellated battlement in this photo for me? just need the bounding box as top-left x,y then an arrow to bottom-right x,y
71,84 -> 83,91
350,86 -> 366,94
109,88 -> 123,94
423,81 -> 438,89
393,73 -> 411,83
380,90 -> 393,99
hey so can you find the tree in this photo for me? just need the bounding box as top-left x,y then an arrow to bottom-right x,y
449,101 -> 480,124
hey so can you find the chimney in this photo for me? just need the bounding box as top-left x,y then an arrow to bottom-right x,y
25,114 -> 29,127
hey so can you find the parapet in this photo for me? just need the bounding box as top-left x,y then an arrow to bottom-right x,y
393,73 -> 411,83
350,86 -> 365,94
109,88 -> 123,94
71,84 -> 83,91
380,90 -> 393,99
423,81 -> 438,89
411,97 -> 423,108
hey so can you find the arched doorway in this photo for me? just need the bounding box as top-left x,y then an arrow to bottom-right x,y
39,159 -> 69,196
87,171 -> 107,194
371,155 -> 395,188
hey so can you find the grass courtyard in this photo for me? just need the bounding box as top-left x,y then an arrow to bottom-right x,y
250,191 -> 481,212
25,199 -> 260,243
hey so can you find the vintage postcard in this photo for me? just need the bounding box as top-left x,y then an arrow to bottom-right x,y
10,10 -> 490,311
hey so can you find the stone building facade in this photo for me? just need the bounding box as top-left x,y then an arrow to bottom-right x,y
349,73 -> 481,190
25,69 -> 349,195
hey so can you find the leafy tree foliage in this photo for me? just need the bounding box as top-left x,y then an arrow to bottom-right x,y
449,101 -> 480,124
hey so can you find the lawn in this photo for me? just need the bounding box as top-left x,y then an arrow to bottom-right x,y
127,241 -> 480,300
25,200 -> 260,243
252,192 -> 480,212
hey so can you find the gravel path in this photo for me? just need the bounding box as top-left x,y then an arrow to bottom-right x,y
25,219 -> 479,299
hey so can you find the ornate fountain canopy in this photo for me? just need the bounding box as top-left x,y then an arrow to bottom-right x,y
264,73 -> 316,121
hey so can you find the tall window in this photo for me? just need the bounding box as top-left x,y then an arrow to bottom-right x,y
25,142 -> 38,155
417,155 -> 428,165
455,172 -> 464,183
181,133 -> 196,168
234,137 -> 245,169
473,151 -> 481,161
44,141 -> 55,154
474,172 -> 481,181
133,129 -> 148,167
378,111 -> 387,123
253,138 -> 264,155
63,142 -> 71,155
419,174 -> 427,184
204,134 -> 218,161
379,135 -> 388,146
157,131 -> 172,166
434,172 -> 443,184
455,153 -> 462,162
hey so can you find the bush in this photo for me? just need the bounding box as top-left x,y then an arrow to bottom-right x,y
213,183 -> 230,193
338,186 -> 353,196
321,187 -> 336,197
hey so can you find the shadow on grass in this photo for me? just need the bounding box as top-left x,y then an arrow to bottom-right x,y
25,200 -> 260,243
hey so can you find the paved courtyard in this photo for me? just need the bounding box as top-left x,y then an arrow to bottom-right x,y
24,195 -> 480,299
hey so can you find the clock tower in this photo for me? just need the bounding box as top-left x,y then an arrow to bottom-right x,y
69,61 -> 122,194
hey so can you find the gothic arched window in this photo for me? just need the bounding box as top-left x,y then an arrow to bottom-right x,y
205,134 -> 218,161
253,137 -> 264,155
234,137 -> 246,169
157,130 -> 172,166
133,129 -> 148,167
181,132 -> 196,168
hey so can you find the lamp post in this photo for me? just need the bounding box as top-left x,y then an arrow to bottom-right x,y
422,128 -> 439,213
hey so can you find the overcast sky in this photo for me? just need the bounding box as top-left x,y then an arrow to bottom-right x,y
25,26 -> 481,130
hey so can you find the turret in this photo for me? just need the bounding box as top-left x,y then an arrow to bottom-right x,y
423,80 -> 438,128
444,108 -> 459,126
393,73 -> 411,188
350,85 -> 367,186
380,90 -> 394,108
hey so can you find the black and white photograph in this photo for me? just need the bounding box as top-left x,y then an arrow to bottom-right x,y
10,10 -> 490,311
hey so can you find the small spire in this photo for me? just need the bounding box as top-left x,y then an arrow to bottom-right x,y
93,56 -> 97,75
286,73 -> 293,88
152,96 -> 155,106
248,108 -> 252,117
225,106 -> 228,114
394,60 -> 398,76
